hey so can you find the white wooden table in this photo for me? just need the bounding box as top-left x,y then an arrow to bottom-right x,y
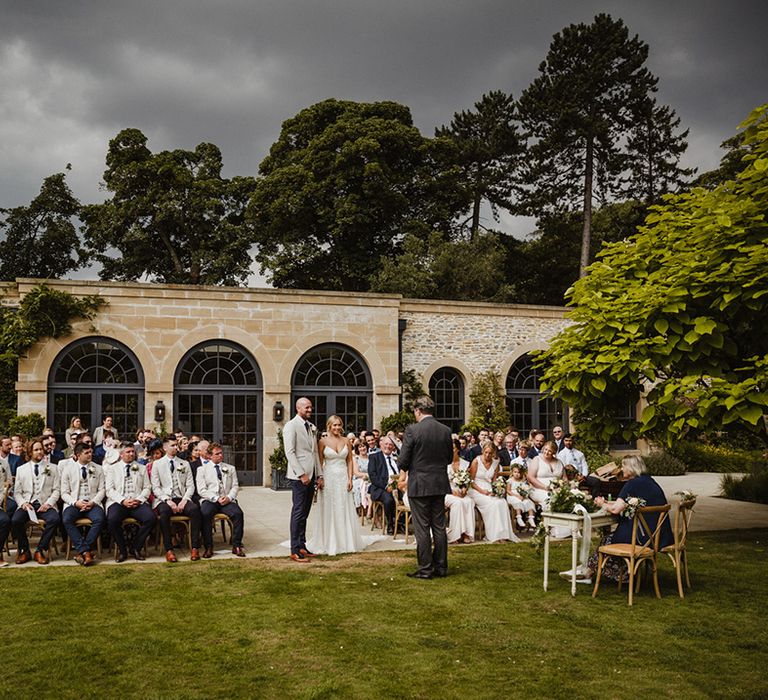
542,510 -> 617,596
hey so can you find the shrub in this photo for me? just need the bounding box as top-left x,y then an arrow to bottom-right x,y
669,441 -> 766,473
5,412 -> 45,440
721,468 -> 768,504
380,410 -> 415,434
644,451 -> 687,476
268,429 -> 288,472
582,446 -> 615,473
0,407 -> 16,435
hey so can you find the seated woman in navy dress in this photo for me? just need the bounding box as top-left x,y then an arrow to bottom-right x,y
586,455 -> 673,581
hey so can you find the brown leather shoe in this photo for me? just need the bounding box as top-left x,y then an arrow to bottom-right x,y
190,548 -> 201,561
165,550 -> 178,563
202,548 -> 214,559
290,553 -> 310,563
232,546 -> 246,557
129,549 -> 146,561
299,548 -> 317,558
75,553 -> 86,566
16,551 -> 31,565
83,551 -> 94,566
33,550 -> 49,565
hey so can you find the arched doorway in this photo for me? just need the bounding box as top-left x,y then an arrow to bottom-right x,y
505,353 -> 566,436
428,367 -> 465,433
291,344 -> 372,433
48,337 -> 144,448
174,341 -> 263,485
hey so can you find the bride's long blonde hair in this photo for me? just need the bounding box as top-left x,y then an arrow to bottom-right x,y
326,415 -> 344,432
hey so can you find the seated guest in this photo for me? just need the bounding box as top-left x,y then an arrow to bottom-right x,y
0,453 -> 16,565
105,442 -> 156,562
586,455 -> 674,582
527,441 -> 564,506
60,442 -> 106,566
528,431 -> 546,458
65,416 -> 88,446
552,425 -> 565,452
500,433 -> 518,467
367,436 -> 399,534
558,434 -> 602,498
446,439 -> 475,544
92,415 -> 118,446
11,437 -> 61,564
93,430 -> 120,466
511,440 -> 532,471
0,435 -> 12,466
506,464 -> 537,530
468,442 -> 517,542
151,436 -> 202,562
8,436 -> 25,476
42,434 -> 65,465
196,442 -> 245,558
188,439 -> 210,503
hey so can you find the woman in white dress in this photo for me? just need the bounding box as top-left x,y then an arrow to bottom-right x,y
446,439 -> 475,544
307,415 -> 364,555
352,442 -> 370,515
468,442 -> 517,543
527,441 -> 565,506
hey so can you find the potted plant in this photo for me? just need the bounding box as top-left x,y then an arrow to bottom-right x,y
269,429 -> 291,491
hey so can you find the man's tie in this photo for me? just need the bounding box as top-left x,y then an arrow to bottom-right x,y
34,463 -> 39,477
387,455 -> 395,474
215,464 -> 222,481
169,459 -> 175,472
305,421 -> 311,434
125,464 -> 131,478
81,466 -> 87,480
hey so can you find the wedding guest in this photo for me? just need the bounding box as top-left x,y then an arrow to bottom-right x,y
42,434 -> 65,465
586,455 -> 674,582
500,433 -> 518,466
506,464 -> 537,530
558,434 -> 602,497
196,442 -> 245,558
92,415 -> 118,446
0,453 -> 15,565
446,439 -> 475,544
352,441 -> 370,516
60,442 -> 106,566
105,442 -> 156,562
65,416 -> 87,446
468,442 -> 517,542
528,431 -> 546,458
511,440 -> 533,471
527,441 -> 564,506
8,436 -> 25,476
368,435 -> 399,534
11,437 -> 61,564
552,425 -> 565,452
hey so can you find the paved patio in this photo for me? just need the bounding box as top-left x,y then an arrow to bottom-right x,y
3,472 -> 767,568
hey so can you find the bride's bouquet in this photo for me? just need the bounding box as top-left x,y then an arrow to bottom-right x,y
451,469 -> 471,493
491,475 -> 507,498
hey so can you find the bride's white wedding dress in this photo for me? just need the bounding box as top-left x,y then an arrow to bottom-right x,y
307,445 -> 368,556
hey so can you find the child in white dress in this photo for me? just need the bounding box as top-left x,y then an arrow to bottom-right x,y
506,464 -> 537,530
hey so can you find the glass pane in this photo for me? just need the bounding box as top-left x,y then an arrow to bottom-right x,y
53,339 -> 140,385
177,343 -> 260,386
429,368 -> 464,433
293,345 -> 370,388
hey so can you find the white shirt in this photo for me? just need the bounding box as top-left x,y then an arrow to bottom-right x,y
557,447 -> 589,477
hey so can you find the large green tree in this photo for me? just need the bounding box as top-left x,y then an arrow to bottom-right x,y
537,104 -> 768,447
0,169 -> 83,281
82,128 -> 257,285
519,14 -> 690,277
248,99 -> 451,291
435,90 -> 523,240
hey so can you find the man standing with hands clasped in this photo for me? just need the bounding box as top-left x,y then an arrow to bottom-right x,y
283,397 -> 323,563
397,395 -> 453,580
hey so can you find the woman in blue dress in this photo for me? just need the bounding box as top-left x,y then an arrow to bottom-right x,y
586,455 -> 673,581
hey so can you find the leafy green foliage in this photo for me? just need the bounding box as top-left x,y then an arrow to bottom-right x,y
720,468 -> 768,504
537,104 -> 768,447
465,370 -> 510,432
435,90 -> 523,239
669,441 -> 766,474
268,429 -> 288,473
5,412 -> 45,439
644,451 -> 687,476
0,170 -> 83,281
400,369 -> 426,410
379,410 -> 416,434
82,128 -> 257,285
249,99 -> 454,291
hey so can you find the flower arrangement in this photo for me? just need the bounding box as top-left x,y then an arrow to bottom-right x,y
622,496 -> 647,519
547,478 -> 600,514
491,475 -> 507,498
388,474 -> 401,491
529,521 -> 547,553
451,469 -> 471,492
515,483 -> 532,499
674,490 -> 697,504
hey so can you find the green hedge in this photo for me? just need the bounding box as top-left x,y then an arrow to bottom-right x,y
644,451 -> 688,476
669,441 -> 766,473
2,412 -> 45,440
721,469 -> 768,504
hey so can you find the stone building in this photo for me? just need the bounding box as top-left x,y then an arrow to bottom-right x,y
8,279 -> 573,485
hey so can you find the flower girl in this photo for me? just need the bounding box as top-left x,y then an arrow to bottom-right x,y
506,464 -> 537,530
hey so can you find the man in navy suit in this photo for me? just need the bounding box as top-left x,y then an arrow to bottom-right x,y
398,396 -> 453,579
367,436 -> 400,535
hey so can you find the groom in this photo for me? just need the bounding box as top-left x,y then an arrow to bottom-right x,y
397,395 -> 453,579
283,397 -> 323,563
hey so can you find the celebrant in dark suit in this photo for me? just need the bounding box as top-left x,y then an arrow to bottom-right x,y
397,395 -> 453,579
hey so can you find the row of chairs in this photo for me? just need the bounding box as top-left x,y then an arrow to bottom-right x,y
592,498 -> 695,605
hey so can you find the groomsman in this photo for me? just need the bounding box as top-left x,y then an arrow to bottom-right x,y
105,442 -> 156,562
11,438 -> 61,564
196,442 -> 245,558
0,453 -> 15,565
60,442 -> 106,566
368,436 -> 400,535
151,436 -> 202,562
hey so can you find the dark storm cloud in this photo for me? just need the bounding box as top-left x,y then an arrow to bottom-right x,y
1,0 -> 766,217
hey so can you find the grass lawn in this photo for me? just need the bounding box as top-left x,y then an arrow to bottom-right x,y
3,529 -> 767,699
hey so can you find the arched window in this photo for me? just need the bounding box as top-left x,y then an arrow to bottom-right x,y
292,344 -> 372,434
48,337 -> 144,447
174,342 -> 263,485
505,354 -> 566,436
429,367 -> 465,433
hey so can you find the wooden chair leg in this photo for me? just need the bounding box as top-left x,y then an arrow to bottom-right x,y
628,560 -> 635,606
592,553 -> 605,598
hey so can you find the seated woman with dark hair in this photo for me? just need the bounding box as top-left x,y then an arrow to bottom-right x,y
586,455 -> 673,581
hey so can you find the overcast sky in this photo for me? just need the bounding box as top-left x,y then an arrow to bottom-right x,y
1,0 -> 766,256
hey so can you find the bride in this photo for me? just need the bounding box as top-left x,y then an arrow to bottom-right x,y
307,415 -> 366,555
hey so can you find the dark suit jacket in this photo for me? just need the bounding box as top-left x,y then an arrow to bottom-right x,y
466,444 -> 482,463
498,448 -> 513,467
398,416 -> 452,498
368,451 -> 395,502
9,453 -> 23,476
189,458 -> 203,502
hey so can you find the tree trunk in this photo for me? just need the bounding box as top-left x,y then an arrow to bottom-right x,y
470,189 -> 482,242
580,138 -> 594,278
